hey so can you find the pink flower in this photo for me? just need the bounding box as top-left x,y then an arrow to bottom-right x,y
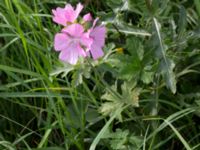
52,3 -> 83,26
88,18 -> 106,59
54,24 -> 93,64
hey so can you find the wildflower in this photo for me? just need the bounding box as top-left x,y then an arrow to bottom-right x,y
54,23 -> 93,64
88,18 -> 106,59
52,3 -> 106,64
52,3 -> 83,26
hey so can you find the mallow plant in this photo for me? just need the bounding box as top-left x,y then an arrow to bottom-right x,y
1,0 -> 200,150
52,3 -> 106,65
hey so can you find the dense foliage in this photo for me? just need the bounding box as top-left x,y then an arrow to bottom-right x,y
1,0 -> 200,150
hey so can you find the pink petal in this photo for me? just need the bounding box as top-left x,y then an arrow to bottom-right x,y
90,26 -> 106,47
64,4 -> 74,11
83,13 -> 92,22
62,24 -> 84,37
74,3 -> 83,20
90,44 -> 104,59
80,33 -> 93,49
64,4 -> 75,22
77,44 -> 87,57
92,18 -> 99,28
54,33 -> 69,51
59,43 -> 86,64
64,3 -> 83,22
52,8 -> 68,26
52,3 -> 83,26
59,43 -> 79,64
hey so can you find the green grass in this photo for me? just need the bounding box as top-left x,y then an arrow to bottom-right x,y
1,0 -> 200,150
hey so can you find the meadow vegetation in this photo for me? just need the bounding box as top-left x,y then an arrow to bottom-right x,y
1,0 -> 200,149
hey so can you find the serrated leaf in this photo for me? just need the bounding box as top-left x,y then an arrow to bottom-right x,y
178,6 -> 187,38
72,69 -> 83,86
153,18 -> 177,93
70,63 -> 92,86
109,22 -> 151,36
101,84 -> 119,102
118,55 -> 141,80
121,82 -> 140,107
100,83 -> 123,121
126,37 -> 144,58
99,102 -> 120,116
159,58 -> 176,94
82,64 -> 91,79
114,36 -> 144,80
128,135 -> 143,148
99,102 -> 123,121
141,70 -> 154,84
50,63 -> 74,77
110,129 -> 129,150
119,62 -> 140,80
102,128 -> 143,150
101,92 -> 118,102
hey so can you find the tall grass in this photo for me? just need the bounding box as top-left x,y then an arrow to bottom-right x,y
1,0 -> 200,150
